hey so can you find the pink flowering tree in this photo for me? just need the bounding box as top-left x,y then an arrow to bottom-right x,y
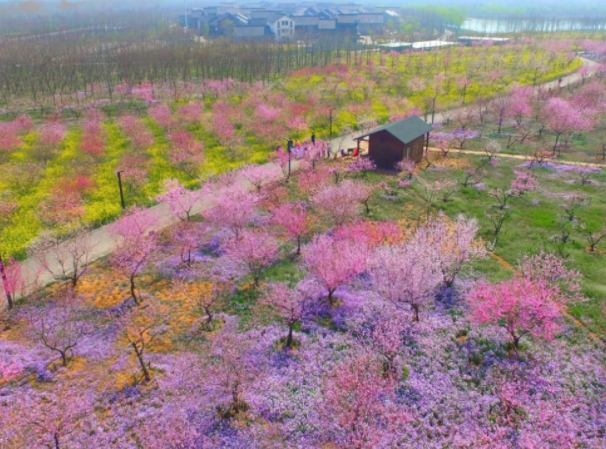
212,102 -> 243,158
271,201 -> 311,255
224,229 -> 279,288
38,185 -> 87,229
192,276 -> 234,330
333,220 -> 404,248
560,193 -> 589,222
8,381 -> 95,449
297,164 -> 332,195
396,159 -> 417,180
0,120 -> 23,153
544,98 -> 593,155
345,157 -> 376,177
321,352 -> 407,448
109,207 -> 158,304
489,169 -> 538,210
206,321 -> 261,419
271,146 -> 292,179
0,255 -> 23,310
239,163 -> 284,192
262,277 -> 321,349
117,115 -> 153,149
38,121 -> 67,148
456,76 -> 471,103
517,252 -> 582,300
572,166 -> 599,185
156,179 -> 203,222
419,214 -> 486,287
488,187 -> 517,210
369,239 -> 442,322
169,221 -> 208,267
176,102 -> 203,124
468,277 -> 565,352
80,109 -> 105,157
166,131 -> 204,178
148,104 -> 175,130
302,234 -> 367,305
311,180 -> 364,226
304,140 -> 328,169
364,315 -> 406,379
510,170 -> 539,195
507,86 -> 533,127
203,184 -> 258,239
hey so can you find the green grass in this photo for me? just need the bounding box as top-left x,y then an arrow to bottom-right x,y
374,153 -> 606,335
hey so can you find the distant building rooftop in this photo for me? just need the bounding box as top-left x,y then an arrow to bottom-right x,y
378,42 -> 412,49
356,115 -> 433,145
412,40 -> 457,50
458,36 -> 510,42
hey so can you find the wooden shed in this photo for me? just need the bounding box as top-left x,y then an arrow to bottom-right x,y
355,116 -> 432,169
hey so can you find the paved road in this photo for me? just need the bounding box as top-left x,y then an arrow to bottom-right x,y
7,57 -> 600,301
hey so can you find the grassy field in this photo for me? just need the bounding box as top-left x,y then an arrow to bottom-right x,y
363,154 -> 606,336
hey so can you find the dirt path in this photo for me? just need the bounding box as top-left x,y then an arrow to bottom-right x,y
427,147 -> 606,168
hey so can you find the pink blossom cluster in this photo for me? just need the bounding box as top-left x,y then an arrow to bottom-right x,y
117,115 -> 153,149
0,114 -> 31,151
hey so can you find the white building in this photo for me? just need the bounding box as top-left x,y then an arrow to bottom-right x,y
267,14 -> 295,41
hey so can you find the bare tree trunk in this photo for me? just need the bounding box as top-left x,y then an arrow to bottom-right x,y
130,275 -> 139,305
327,288 -> 336,306
412,304 -> 420,322
132,341 -> 151,382
285,323 -> 294,349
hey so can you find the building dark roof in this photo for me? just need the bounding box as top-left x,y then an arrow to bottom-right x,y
233,26 -> 266,37
269,13 -> 293,23
356,116 -> 432,144
289,15 -> 319,26
318,19 -> 336,29
248,18 -> 268,27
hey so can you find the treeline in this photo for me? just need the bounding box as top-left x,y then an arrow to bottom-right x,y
0,1 -> 168,38
462,17 -> 606,34
397,5 -> 466,36
0,29 -> 368,114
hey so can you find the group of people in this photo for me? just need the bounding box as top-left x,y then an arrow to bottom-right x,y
283,132 -> 360,160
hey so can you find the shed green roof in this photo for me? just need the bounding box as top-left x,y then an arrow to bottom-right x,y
355,115 -> 432,144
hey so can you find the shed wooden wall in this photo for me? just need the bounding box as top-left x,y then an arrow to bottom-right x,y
409,135 -> 425,162
368,130 -> 403,169
368,131 -> 425,168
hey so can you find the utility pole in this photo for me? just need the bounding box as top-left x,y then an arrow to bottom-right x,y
117,171 -> 126,210
286,138 -> 293,178
329,108 -> 335,137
